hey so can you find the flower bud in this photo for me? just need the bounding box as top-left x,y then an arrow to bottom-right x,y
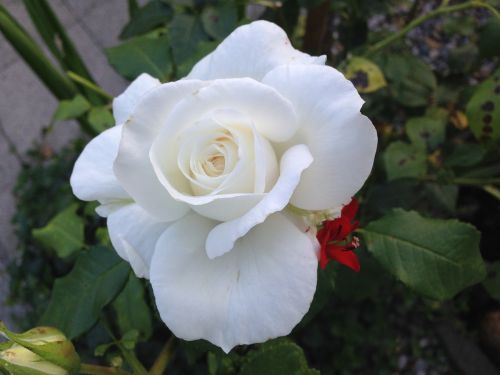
0,322 -> 80,375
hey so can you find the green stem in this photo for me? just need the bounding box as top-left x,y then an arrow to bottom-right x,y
115,342 -> 149,375
366,1 -> 500,56
420,175 -> 500,186
149,337 -> 175,375
452,177 -> 500,186
80,364 -> 131,375
483,184 -> 500,200
67,71 -> 113,101
99,316 -> 148,375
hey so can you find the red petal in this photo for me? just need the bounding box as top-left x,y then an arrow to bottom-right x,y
341,198 -> 359,221
327,246 -> 361,272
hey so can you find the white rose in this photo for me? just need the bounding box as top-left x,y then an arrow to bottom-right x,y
70,21 -> 377,352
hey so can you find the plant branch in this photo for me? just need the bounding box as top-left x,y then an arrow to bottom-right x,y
366,1 -> 500,56
452,177 -> 500,186
80,364 -> 131,375
99,316 -> 149,375
483,184 -> 500,200
149,336 -> 175,375
67,71 -> 113,101
115,342 -> 149,375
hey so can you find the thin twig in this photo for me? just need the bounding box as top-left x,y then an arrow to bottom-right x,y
366,1 -> 500,56
67,71 -> 112,101
149,336 -> 176,375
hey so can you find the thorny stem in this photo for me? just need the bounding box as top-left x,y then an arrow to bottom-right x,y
149,336 -> 176,375
79,363 -> 131,375
365,1 -> 500,56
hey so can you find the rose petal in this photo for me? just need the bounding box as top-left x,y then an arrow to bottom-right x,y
155,78 -> 298,144
187,20 -> 326,81
205,144 -> 313,259
107,203 -> 170,279
113,73 -> 161,124
70,124 -> 129,204
150,212 -> 318,353
114,80 -> 206,221
263,64 -> 378,210
149,79 -> 295,203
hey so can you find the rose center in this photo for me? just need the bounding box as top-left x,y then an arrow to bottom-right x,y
152,108 -> 279,200
203,155 -> 225,176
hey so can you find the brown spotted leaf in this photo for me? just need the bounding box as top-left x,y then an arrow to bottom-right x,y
344,57 -> 387,93
466,68 -> 500,144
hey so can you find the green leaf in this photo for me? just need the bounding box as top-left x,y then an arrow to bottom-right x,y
40,247 -> 130,339
383,141 -> 427,180
87,107 -> 114,133
444,143 -> 486,167
424,183 -> 458,215
106,33 -> 172,81
466,68 -> 500,144
94,342 -> 114,357
52,95 -> 90,123
344,56 -> 386,93
120,0 -> 173,39
207,351 -> 236,375
112,273 -> 153,340
380,53 -> 436,107
406,116 -> 446,150
169,13 -> 209,65
360,209 -> 486,300
483,262 -> 500,300
121,329 -> 139,350
479,18 -> 500,58
32,204 -> 84,258
201,4 -> 238,41
240,339 -> 317,375
448,44 -> 478,75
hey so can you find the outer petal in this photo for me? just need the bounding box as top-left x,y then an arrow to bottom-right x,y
107,203 -> 170,279
150,213 -> 318,353
112,73 -> 161,124
205,144 -> 313,259
262,64 -> 378,210
70,124 -> 129,203
114,80 -> 206,221
187,20 -> 326,81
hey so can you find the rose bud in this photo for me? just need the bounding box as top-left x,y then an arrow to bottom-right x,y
0,322 -> 80,375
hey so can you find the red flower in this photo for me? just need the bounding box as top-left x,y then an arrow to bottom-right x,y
316,198 -> 361,272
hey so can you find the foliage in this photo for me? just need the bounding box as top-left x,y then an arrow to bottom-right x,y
3,0 -> 500,374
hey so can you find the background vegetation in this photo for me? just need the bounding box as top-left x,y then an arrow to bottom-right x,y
1,0 -> 500,374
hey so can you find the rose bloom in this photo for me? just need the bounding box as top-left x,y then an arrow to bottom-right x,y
70,21 -> 377,352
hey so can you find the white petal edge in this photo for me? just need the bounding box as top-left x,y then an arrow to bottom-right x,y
262,64 -> 378,210
112,73 -> 161,125
107,203 -> 171,279
187,20 -> 326,81
205,144 -> 313,259
114,80 -> 207,221
150,212 -> 318,353
70,124 -> 129,203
